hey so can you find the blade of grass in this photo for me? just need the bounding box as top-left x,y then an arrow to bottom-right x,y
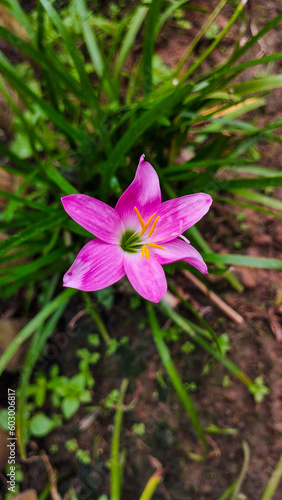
110,378 -> 129,500
261,454 -> 282,500
231,75 -> 282,95
203,253 -> 282,270
0,212 -> 66,258
0,52 -> 86,142
17,279 -> 68,457
102,82 -> 193,194
214,195 -> 282,221
160,301 -> 252,388
114,2 -> 149,79
139,469 -> 163,500
39,0 -> 98,110
180,0 -> 247,81
143,0 -> 162,95
175,0 -> 228,76
230,189 -> 282,211
0,288 -> 76,375
75,0 -> 116,101
147,303 -> 208,448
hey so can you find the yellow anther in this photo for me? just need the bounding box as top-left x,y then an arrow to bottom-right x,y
134,207 -> 145,232
139,212 -> 156,236
142,244 -> 150,260
147,243 -> 165,251
148,216 -> 160,237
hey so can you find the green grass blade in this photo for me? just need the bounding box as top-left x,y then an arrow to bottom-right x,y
0,288 -> 76,375
75,0 -> 116,101
0,249 -> 66,286
148,304 -> 208,448
214,195 -> 282,221
180,0 -> 246,81
43,162 -> 79,195
0,213 -> 66,258
229,189 -> 282,211
143,0 -> 162,95
114,2 -> 149,79
160,301 -> 252,388
18,296 -> 67,457
139,470 -> 163,500
214,176 -> 282,190
175,0 -> 228,76
232,75 -> 282,95
261,455 -> 282,500
203,253 -> 282,270
102,83 -> 193,193
39,0 -> 97,108
6,0 -> 34,36
110,379 -> 129,500
0,52 -> 85,142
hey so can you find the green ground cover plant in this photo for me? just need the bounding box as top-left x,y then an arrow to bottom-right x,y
0,0 -> 282,498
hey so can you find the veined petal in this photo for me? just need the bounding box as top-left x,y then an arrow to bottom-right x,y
152,238 -> 208,274
149,193 -> 212,243
62,194 -> 123,244
124,253 -> 167,303
63,239 -> 125,291
115,154 -> 161,230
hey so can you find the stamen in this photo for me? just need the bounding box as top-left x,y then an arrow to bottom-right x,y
178,234 -> 190,244
145,246 -> 149,260
148,216 -> 160,237
134,207 -> 145,232
142,244 -> 150,260
147,243 -> 165,251
139,212 -> 156,236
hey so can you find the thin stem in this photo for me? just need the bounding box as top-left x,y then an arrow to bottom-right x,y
180,0 -> 247,82
160,301 -> 252,388
147,303 -> 208,449
231,441 -> 251,500
110,378 -> 129,500
82,292 -> 111,345
175,0 -> 228,76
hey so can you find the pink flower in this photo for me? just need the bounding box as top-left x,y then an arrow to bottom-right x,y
62,155 -> 212,303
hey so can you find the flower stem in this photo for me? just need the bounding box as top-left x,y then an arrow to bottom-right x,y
110,378 -> 129,500
82,292 -> 111,345
147,303 -> 208,449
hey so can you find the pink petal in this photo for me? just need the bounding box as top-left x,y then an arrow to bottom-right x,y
115,155 -> 161,230
152,238 -> 208,274
150,193 -> 212,243
124,253 -> 167,303
63,239 -> 125,291
62,194 -> 123,244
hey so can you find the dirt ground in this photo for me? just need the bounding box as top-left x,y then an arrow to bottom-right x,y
0,1 -> 282,499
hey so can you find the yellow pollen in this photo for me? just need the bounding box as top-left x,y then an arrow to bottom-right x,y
142,244 -> 150,260
148,216 -> 160,237
147,243 -> 165,251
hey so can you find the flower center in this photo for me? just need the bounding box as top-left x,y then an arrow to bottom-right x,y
120,230 -> 142,253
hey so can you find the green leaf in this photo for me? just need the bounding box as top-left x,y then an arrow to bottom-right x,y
0,213 -> 66,258
143,0 -> 162,95
148,304 -> 208,448
30,413 -> 54,437
62,395 -> 80,419
203,253 -> 282,270
0,409 -> 9,432
0,289 -> 76,375
232,75 -> 282,95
